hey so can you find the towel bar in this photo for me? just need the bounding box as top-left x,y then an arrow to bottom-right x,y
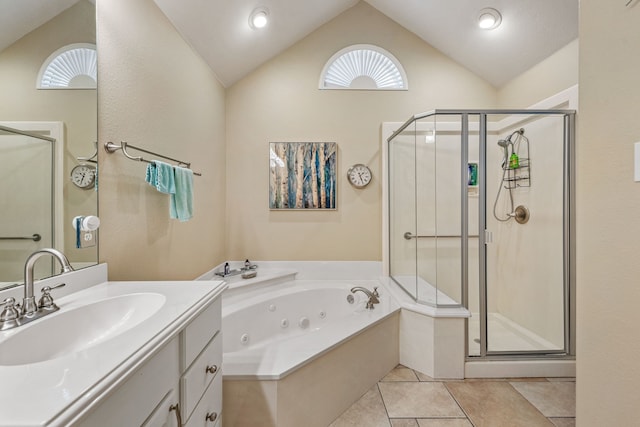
104,141 -> 202,176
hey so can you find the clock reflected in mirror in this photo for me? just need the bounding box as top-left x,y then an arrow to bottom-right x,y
347,164 -> 372,188
70,163 -> 97,189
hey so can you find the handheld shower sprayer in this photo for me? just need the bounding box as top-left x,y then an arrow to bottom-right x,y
497,138 -> 510,166
496,128 -> 524,167
493,128 -> 527,222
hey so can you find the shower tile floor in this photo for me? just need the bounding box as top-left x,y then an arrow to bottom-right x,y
330,365 -> 575,427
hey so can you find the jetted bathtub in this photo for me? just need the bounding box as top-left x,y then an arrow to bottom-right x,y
222,279 -> 399,379
221,278 -> 400,427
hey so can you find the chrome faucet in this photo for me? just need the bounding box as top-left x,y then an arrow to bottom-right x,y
23,248 -> 74,316
0,248 -> 73,331
350,286 -> 380,309
214,259 -> 258,278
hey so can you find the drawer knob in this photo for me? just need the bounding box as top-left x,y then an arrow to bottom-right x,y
206,412 -> 218,423
205,364 -> 218,375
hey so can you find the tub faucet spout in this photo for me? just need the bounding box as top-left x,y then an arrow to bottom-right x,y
350,286 -> 380,309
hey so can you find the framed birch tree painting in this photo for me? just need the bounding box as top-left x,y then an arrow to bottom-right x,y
269,142 -> 337,209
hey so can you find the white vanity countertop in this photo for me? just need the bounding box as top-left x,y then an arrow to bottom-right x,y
0,279 -> 226,427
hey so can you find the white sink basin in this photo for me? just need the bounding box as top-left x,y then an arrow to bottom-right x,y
0,292 -> 166,366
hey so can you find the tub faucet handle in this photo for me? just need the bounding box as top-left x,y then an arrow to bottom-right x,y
373,287 -> 379,297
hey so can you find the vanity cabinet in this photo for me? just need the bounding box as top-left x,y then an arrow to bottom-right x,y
180,298 -> 223,425
76,297 -> 222,427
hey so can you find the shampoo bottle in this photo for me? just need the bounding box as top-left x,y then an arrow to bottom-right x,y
509,152 -> 519,169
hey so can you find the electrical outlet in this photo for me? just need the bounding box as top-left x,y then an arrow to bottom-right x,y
80,230 -> 97,248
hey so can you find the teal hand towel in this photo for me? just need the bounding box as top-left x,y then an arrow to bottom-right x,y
154,160 -> 176,194
145,162 -> 156,186
170,166 -> 193,222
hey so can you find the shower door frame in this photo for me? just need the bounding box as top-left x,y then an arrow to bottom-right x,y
474,110 -> 576,359
384,108 -> 576,360
0,122 -> 65,278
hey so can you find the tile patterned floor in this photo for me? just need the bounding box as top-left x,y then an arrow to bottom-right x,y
330,366 -> 575,427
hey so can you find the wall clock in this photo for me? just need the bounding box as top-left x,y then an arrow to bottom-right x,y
70,164 -> 96,189
347,164 -> 372,188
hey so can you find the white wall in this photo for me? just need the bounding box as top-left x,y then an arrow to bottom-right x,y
577,1 -> 640,424
498,39 -> 579,109
97,0 -> 227,280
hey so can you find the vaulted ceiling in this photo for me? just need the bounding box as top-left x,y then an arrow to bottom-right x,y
2,0 -> 579,89
152,0 -> 578,88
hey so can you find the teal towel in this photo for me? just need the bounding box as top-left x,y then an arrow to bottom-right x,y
145,163 -> 157,186
154,161 -> 175,194
146,161 -> 175,194
171,166 -> 193,222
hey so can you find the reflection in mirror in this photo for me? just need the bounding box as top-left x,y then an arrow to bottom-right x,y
0,0 -> 97,289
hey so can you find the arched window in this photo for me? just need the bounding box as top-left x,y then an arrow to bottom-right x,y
37,43 -> 97,89
319,44 -> 407,90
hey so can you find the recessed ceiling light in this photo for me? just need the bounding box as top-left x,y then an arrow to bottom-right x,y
249,7 -> 269,29
478,8 -> 502,30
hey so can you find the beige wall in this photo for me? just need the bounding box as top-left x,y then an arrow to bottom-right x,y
498,39 -> 579,108
97,0 -> 226,280
0,0 -> 97,265
577,2 -> 640,425
225,2 -> 497,261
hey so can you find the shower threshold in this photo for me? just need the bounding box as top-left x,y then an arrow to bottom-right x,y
468,312 -> 562,355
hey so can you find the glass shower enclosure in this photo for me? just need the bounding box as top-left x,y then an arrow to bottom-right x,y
387,110 -> 575,359
0,124 -> 56,284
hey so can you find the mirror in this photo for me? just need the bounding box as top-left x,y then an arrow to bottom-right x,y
0,0 -> 97,288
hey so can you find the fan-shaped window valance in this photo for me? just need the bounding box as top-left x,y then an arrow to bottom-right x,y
37,43 -> 97,89
319,44 -> 407,90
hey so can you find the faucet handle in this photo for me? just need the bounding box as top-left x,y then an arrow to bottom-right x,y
39,283 -> 66,310
0,297 -> 20,322
373,287 -> 379,297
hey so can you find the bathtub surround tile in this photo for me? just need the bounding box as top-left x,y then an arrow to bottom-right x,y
276,313 -> 399,427
445,381 -> 555,427
222,379 -> 278,427
509,381 -> 576,417
330,385 -> 391,427
382,366 -> 419,382
416,419 -> 473,427
378,382 -> 465,418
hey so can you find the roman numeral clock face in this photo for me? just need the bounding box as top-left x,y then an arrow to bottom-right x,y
70,164 -> 97,189
347,164 -> 372,188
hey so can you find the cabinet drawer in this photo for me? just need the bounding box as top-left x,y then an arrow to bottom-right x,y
141,388 -> 180,427
185,373 -> 222,427
181,332 -> 222,420
180,298 -> 221,370
76,337 -> 179,427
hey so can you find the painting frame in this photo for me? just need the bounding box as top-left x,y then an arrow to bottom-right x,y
269,142 -> 337,210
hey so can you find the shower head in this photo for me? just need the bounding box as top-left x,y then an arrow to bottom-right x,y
497,138 -> 510,161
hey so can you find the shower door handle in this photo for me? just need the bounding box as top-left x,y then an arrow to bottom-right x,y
404,232 -> 480,240
404,232 -> 426,240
